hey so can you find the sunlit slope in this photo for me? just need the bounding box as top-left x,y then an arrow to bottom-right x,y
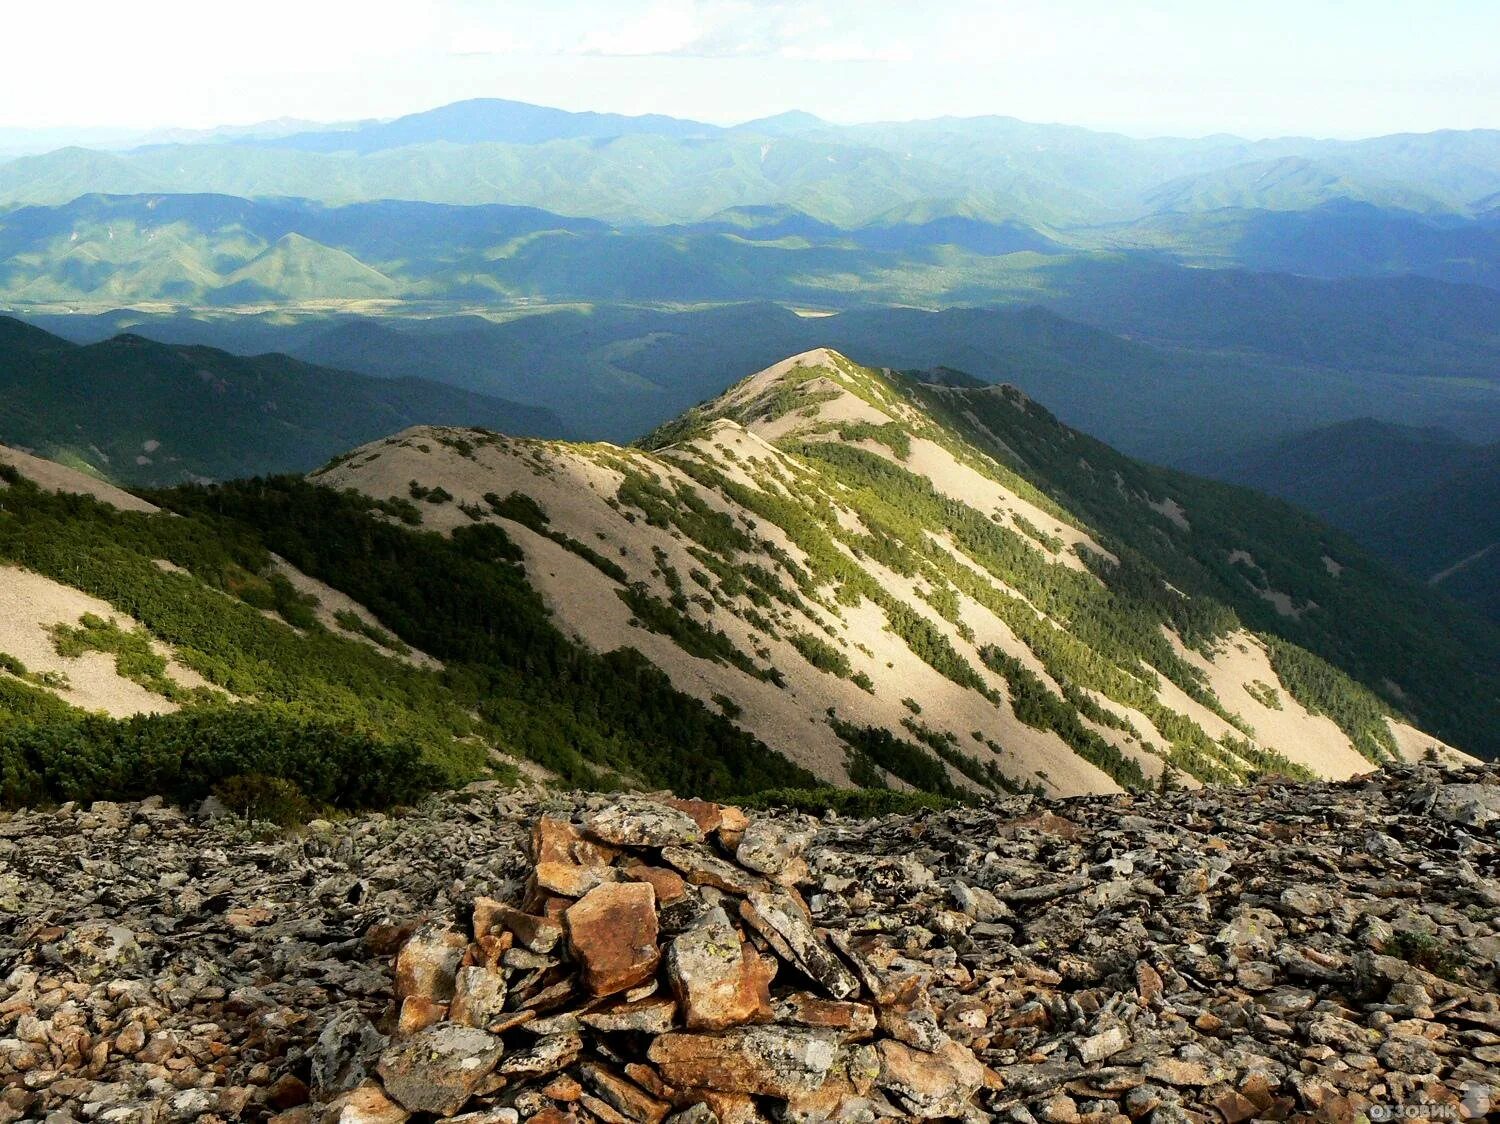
315,350 -> 1483,795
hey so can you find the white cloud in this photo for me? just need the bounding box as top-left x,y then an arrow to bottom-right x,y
1,0 -> 1496,138
578,0 -> 713,56
575,0 -> 828,58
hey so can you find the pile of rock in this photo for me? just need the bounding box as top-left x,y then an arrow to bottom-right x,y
325,797 -> 994,1121
3,762 -> 1498,1123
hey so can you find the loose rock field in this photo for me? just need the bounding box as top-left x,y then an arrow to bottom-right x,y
2,764 -> 1497,1122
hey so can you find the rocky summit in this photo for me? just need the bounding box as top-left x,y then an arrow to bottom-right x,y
3,764 -> 1499,1123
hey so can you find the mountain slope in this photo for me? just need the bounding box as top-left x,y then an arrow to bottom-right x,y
306,351 -> 1489,798
0,317 -> 568,484
1366,444 -> 1500,620
1140,156 -> 1454,215
0,442 -> 824,811
1097,200 -> 1500,289
216,232 -> 399,302
25,283 -> 1500,468
1191,419 -> 1485,516
2,350 -> 1488,819
1194,420 -> 1500,622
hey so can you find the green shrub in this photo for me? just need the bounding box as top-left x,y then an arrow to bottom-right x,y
49,613 -> 189,701
0,705 -> 452,812
212,773 -> 314,826
789,631 -> 852,678
1382,931 -> 1463,981
831,719 -> 965,798
333,609 -> 410,655
742,786 -> 956,817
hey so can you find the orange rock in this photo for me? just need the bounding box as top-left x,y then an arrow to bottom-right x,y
538,895 -> 571,918
393,922 -> 467,1003
465,932 -> 511,969
776,993 -> 877,1040
622,862 -> 689,905
666,907 -> 765,1031
225,905 -> 274,929
363,922 -> 417,958
268,1074 -> 310,1109
677,1091 -> 762,1124
565,882 -> 661,997
747,944 -> 777,1020
578,1094 -> 633,1123
533,817 -> 583,864
470,896 -> 508,937
1213,1088 -> 1261,1124
718,806 -> 752,836
319,1082 -> 408,1124
533,816 -> 620,866
578,1062 -> 671,1124
661,797 -> 727,833
535,861 -> 619,898
480,902 -> 564,953
649,1026 -> 838,1099
1239,1073 -> 1277,1111
996,811 -> 1082,841
542,1074 -> 584,1101
1135,961 -> 1164,1007
395,995 -> 447,1036
784,1076 -> 863,1123
624,1062 -> 671,1098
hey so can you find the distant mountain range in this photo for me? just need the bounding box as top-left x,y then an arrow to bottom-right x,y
0,316 -> 566,484
25,280 -> 1500,464
246,98 -> 720,154
4,98 -> 1498,227
8,192 -> 1500,331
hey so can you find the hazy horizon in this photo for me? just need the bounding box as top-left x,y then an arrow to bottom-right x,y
4,0 -> 1496,142
2,94 -> 1496,155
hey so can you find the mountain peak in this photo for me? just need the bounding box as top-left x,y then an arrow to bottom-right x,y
733,110 -> 828,136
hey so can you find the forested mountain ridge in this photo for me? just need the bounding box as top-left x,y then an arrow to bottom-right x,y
0,443 -> 822,813
310,350 -> 1490,791
0,316 -> 567,484
1,348 -> 1490,821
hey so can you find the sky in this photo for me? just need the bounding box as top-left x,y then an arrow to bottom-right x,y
3,0 -> 1497,140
